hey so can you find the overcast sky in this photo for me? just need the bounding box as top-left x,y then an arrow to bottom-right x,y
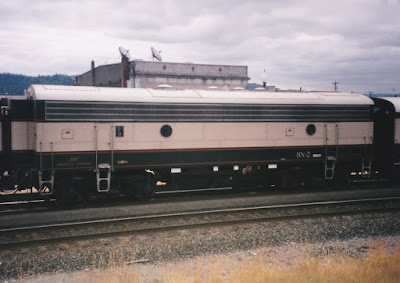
1,0 -> 399,93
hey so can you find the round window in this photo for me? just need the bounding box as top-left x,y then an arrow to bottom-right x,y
306,124 -> 316,135
160,125 -> 172,137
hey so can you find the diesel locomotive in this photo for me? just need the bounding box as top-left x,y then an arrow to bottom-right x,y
0,84 -> 397,201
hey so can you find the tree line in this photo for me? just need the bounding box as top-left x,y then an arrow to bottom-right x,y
0,73 -> 74,95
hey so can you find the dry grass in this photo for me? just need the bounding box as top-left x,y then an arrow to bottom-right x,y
80,244 -> 400,283
231,244 -> 400,283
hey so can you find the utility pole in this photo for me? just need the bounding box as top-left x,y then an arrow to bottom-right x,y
368,91 -> 373,97
332,81 -> 339,91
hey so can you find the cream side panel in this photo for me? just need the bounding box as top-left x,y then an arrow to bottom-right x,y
338,121 -> 374,145
133,123 -> 204,142
11,122 -> 28,150
37,122 -> 96,152
395,119 -> 400,144
95,123 -> 111,151
132,121 -> 371,148
267,122 -> 372,147
266,122 -> 324,147
27,122 -> 36,150
213,122 -> 373,148
133,123 -> 211,150
36,123 -> 42,151
35,121 -> 373,152
112,123 -> 133,143
204,123 -> 266,141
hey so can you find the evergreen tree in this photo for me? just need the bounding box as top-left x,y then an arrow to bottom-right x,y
0,73 -> 74,95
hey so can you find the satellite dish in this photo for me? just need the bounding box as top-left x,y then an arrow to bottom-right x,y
151,47 -> 162,61
261,69 -> 267,83
261,69 -> 268,88
119,46 -> 131,60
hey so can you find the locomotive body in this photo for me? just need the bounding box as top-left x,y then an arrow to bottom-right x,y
1,95 -> 34,191
372,97 -> 400,180
1,85 -> 375,200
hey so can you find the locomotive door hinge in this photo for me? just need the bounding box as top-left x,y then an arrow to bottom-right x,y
324,124 -> 339,180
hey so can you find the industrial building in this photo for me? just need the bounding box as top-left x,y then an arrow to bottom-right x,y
76,56 -> 250,90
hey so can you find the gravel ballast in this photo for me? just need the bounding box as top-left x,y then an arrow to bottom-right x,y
1,210 -> 400,281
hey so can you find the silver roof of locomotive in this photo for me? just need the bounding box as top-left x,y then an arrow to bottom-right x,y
375,97 -> 400,113
27,85 -> 374,106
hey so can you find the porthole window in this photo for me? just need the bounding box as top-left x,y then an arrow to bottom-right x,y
160,124 -> 172,137
306,124 -> 316,136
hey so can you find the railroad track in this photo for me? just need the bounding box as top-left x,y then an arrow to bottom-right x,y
1,196 -> 400,249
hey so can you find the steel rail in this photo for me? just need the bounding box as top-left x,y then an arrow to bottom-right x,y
2,196 -> 400,233
1,196 -> 400,248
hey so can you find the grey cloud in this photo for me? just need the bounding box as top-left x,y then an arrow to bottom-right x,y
0,0 -> 399,93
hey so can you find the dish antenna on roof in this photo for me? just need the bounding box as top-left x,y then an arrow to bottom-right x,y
119,46 -> 131,60
151,47 -> 162,61
261,69 -> 268,88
